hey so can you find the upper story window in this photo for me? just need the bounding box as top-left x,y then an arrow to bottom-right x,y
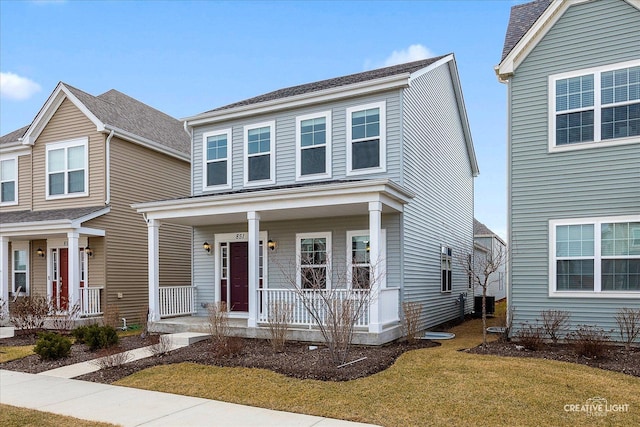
296,111 -> 331,180
0,156 -> 17,205
244,121 -> 275,186
46,137 -> 88,199
550,216 -> 640,297
441,246 -> 452,293
297,232 -> 331,289
346,101 -> 386,175
203,129 -> 232,190
549,60 -> 640,152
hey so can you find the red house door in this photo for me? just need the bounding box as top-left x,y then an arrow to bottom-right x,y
229,242 -> 249,312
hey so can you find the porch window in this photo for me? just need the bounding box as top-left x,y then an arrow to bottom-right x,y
346,101 -> 386,175
296,111 -> 331,180
441,246 -> 452,293
349,234 -> 370,289
203,129 -> 232,189
12,247 -> 28,295
297,232 -> 331,289
46,138 -> 88,198
244,121 -> 275,185
0,157 -> 17,204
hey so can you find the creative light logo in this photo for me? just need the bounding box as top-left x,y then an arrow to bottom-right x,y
564,397 -> 630,417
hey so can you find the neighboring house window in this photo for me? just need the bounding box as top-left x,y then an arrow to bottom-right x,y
203,129 -> 232,189
46,137 -> 88,198
441,246 -> 452,293
296,111 -> 331,180
244,121 -> 275,185
549,60 -> 640,151
550,217 -> 640,295
346,101 -> 386,175
0,157 -> 17,204
12,245 -> 28,295
297,232 -> 331,289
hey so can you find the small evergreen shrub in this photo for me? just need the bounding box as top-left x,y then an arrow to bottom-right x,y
77,324 -> 119,350
72,325 -> 91,344
34,332 -> 72,360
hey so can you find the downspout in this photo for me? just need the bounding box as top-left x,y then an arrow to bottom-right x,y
504,76 -> 512,335
105,130 -> 115,205
184,121 -> 193,196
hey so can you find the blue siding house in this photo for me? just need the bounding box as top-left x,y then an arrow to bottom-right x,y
496,0 -> 640,338
135,55 -> 478,344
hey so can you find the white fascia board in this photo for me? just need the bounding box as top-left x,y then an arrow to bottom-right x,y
76,227 -> 106,237
22,83 -> 105,145
184,74 -> 410,126
103,125 -> 190,162
407,54 -> 454,84
70,207 -> 111,227
0,143 -> 30,156
0,219 -> 74,235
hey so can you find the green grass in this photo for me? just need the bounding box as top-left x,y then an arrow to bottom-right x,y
116,309 -> 640,427
0,404 -> 118,427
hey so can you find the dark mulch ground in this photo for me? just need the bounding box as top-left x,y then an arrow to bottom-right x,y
0,333 -> 438,383
467,340 -> 640,377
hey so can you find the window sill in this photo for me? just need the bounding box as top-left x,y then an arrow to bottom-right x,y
243,179 -> 276,188
296,173 -> 332,182
549,135 -> 640,153
549,290 -> 640,298
203,184 -> 232,192
45,192 -> 88,201
346,166 -> 386,177
0,201 -> 18,207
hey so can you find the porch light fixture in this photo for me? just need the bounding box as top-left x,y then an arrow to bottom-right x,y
85,246 -> 93,257
267,240 -> 277,251
203,242 -> 212,253
36,248 -> 45,258
365,241 -> 370,253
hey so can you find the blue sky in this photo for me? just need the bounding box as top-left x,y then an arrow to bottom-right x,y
0,0 -> 525,239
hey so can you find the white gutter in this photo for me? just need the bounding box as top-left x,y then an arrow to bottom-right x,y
105,130 -> 114,205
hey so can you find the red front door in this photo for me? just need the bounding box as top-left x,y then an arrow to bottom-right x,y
54,248 -> 69,310
229,242 -> 249,312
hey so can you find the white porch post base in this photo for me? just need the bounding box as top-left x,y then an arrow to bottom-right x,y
148,220 -> 160,321
0,236 -> 9,318
67,232 -> 80,317
247,211 -> 260,328
368,201 -> 383,334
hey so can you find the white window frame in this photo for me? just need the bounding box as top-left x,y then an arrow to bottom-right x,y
295,111 -> 332,181
346,229 -> 386,290
243,121 -> 275,187
548,59 -> 640,153
0,155 -> 18,206
346,101 -> 386,176
441,245 -> 453,293
12,242 -> 29,295
549,215 -> 640,298
45,137 -> 89,199
296,232 -> 332,289
202,128 -> 232,191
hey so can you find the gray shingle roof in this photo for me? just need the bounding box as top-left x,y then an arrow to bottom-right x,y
204,55 -> 449,114
500,0 -> 553,62
474,218 -> 497,237
0,206 -> 107,225
0,125 -> 30,146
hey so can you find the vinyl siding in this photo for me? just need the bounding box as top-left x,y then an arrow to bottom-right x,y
192,215 -> 400,316
1,154 -> 32,212
192,91 -> 403,195
30,240 -> 47,297
32,98 -> 106,210
86,136 -> 191,321
86,236 -> 105,289
509,0 -> 640,334
402,61 -> 475,330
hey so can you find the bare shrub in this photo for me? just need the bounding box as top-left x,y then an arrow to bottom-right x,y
266,300 -> 293,352
10,294 -> 50,335
207,302 -> 231,355
514,322 -> 545,351
615,308 -> 640,350
540,309 -> 570,343
150,335 -> 174,356
402,301 -> 423,344
567,325 -> 610,358
92,347 -> 132,369
0,298 -> 8,323
50,301 -> 80,332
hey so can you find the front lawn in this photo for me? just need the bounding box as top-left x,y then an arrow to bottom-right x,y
0,404 -> 117,427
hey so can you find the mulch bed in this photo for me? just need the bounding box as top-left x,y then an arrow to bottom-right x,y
1,333 -> 438,383
467,340 -> 640,377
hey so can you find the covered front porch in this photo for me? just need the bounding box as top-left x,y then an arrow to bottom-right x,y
135,179 -> 414,345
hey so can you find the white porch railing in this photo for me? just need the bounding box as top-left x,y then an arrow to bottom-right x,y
79,286 -> 103,317
258,288 -> 370,327
159,286 -> 195,318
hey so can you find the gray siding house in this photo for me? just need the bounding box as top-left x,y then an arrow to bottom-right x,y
473,219 -> 507,301
135,54 -> 479,345
496,0 -> 640,337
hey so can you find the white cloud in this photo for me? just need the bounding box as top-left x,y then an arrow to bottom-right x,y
383,44 -> 435,67
0,72 -> 41,101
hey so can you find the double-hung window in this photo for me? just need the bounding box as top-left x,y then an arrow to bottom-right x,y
244,121 -> 275,185
203,129 -> 232,190
346,101 -> 386,175
550,216 -> 640,296
441,246 -> 452,293
46,137 -> 88,198
549,60 -> 640,151
346,230 -> 387,290
297,232 -> 331,289
296,111 -> 331,180
0,156 -> 17,205
12,243 -> 28,295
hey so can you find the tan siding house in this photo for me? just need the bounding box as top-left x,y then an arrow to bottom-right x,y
0,82 -> 191,324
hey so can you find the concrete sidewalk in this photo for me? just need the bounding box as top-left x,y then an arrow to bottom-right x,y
1,370 -> 379,427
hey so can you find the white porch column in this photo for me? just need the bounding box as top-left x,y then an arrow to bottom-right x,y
148,219 -> 160,321
0,236 -> 9,318
247,211 -> 260,328
368,201 -> 383,333
67,232 -> 80,315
